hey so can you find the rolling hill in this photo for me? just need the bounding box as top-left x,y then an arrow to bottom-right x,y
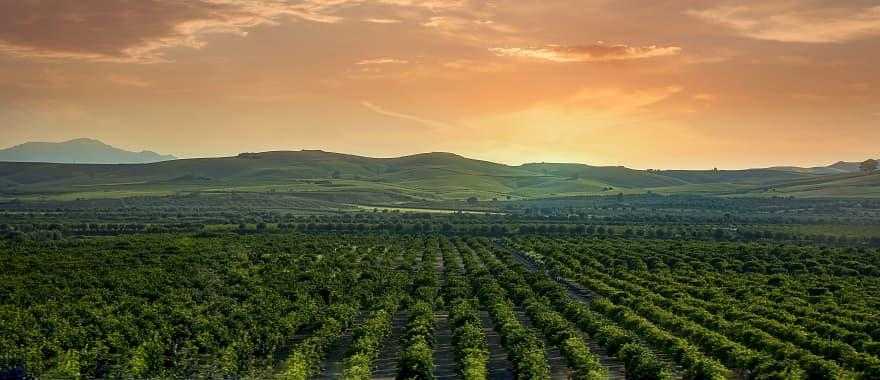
771,160 -> 877,175
0,149 -> 876,202
0,138 -> 176,164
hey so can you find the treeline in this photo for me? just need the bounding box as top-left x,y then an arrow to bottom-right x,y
502,194 -> 880,224
276,222 -> 880,247
4,219 -> 879,248
0,222 -> 205,241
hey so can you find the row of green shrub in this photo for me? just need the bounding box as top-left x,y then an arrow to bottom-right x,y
468,239 -> 608,380
398,238 -> 441,380
456,240 -> 550,379
343,293 -> 405,379
539,241 -> 853,379
441,239 -> 489,380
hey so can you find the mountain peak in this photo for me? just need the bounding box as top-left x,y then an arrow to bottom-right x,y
65,138 -> 106,145
403,152 -> 463,159
0,138 -> 176,164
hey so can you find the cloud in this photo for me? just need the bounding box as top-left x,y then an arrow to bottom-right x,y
375,0 -> 466,12
442,59 -> 510,73
0,0 -> 492,63
107,75 -> 153,88
362,101 -> 453,128
357,58 -> 410,65
422,16 -> 519,43
0,0 -> 355,63
566,86 -> 684,113
489,43 -> 682,63
424,17 -> 516,33
364,18 -> 402,24
687,3 -> 880,43
692,93 -> 716,102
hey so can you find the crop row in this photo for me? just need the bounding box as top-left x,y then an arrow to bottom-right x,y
465,239 -> 610,380
481,238 -> 733,380
440,238 -> 490,380
455,239 -> 551,379
549,237 -> 880,377
515,236 -> 876,379
398,237 -> 442,380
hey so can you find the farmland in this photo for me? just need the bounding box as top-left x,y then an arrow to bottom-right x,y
2,153 -> 879,379
2,223 -> 879,379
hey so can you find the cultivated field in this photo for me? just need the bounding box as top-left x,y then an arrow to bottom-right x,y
2,231 -> 878,379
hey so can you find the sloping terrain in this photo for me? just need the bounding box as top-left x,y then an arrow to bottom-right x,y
0,150 -> 875,202
742,172 -> 880,198
772,160 -> 877,175
519,163 -> 688,188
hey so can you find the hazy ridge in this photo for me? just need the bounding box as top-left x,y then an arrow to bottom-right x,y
0,138 -> 176,164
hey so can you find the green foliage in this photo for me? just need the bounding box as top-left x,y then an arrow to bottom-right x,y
456,240 -> 551,380
0,234 -> 408,378
342,296 -> 404,379
3,229 -> 880,380
399,338 -> 434,380
515,235 -> 880,379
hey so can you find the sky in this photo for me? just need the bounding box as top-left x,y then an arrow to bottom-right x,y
0,0 -> 878,169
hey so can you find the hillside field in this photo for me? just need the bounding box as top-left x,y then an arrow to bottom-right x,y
2,151 -> 877,208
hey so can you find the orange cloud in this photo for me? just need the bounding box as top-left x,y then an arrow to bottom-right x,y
422,16 -> 519,43
107,75 -> 153,88
362,101 -> 453,128
688,3 -> 880,43
489,43 -> 682,63
356,58 -> 410,65
0,0 -> 477,64
0,0 -> 352,63
363,18 -> 402,24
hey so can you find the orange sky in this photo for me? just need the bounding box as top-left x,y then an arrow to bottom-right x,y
1,0 -> 878,169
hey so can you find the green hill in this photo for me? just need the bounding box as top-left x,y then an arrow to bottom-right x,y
771,160 -> 877,175
0,150 -> 874,203
519,163 -> 687,188
653,168 -> 818,185
745,172 -> 880,198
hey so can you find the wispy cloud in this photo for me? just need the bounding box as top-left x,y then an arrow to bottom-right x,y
489,43 -> 681,63
566,86 -> 684,113
362,101 -> 453,128
424,17 -> 516,33
356,58 -> 410,65
687,3 -> 880,43
363,18 -> 402,24
422,16 -> 519,43
442,59 -> 510,73
107,75 -> 152,88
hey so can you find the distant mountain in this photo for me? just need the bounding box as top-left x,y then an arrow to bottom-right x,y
0,138 -> 176,164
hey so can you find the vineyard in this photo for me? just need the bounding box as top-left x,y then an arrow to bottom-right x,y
1,231 -> 879,379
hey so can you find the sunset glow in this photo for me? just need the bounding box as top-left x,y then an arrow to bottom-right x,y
1,0 -> 878,169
